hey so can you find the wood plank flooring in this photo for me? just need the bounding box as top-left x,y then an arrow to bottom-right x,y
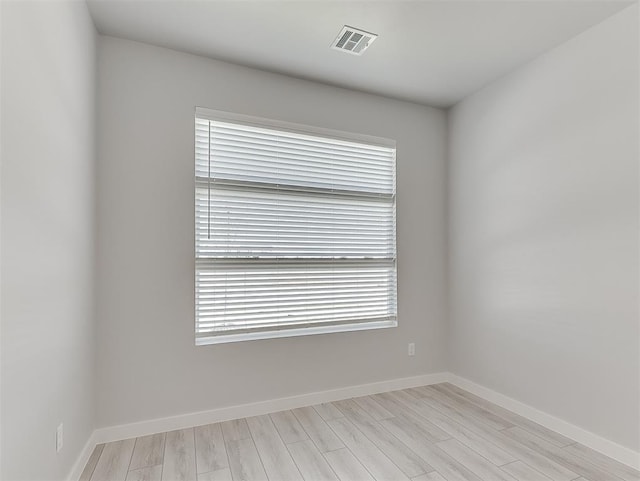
80,383 -> 640,481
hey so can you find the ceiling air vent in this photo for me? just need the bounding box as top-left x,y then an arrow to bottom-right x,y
331,25 -> 377,56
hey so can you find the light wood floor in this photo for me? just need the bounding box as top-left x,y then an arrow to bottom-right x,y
79,383 -> 640,481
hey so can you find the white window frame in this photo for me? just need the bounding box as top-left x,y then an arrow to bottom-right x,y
195,108 -> 397,345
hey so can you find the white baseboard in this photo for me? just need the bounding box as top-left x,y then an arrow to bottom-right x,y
69,372 -> 446,479
69,370 -> 639,480
448,373 -> 640,471
92,372 -> 448,445
67,431 -> 99,481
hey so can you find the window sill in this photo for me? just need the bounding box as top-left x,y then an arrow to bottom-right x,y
196,319 -> 397,346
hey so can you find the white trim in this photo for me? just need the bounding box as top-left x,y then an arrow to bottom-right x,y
66,431 -> 99,481
194,107 -> 397,149
196,319 -> 397,345
69,371 -> 640,479
91,372 -> 447,445
448,373 -> 640,471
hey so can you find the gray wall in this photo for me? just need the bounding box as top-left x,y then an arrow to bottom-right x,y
0,1 -> 97,479
96,37 -> 448,428
448,5 -> 639,451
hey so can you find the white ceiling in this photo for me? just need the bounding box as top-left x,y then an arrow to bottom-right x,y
87,0 -> 632,107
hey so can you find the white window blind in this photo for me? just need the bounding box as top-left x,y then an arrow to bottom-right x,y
195,109 -> 397,344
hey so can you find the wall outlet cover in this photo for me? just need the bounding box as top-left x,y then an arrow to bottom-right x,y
56,423 -> 64,453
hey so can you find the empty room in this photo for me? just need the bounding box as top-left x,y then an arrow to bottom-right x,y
1,0 -> 638,480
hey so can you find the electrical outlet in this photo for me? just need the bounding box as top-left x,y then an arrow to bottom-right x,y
408,342 -> 415,356
56,423 -> 63,453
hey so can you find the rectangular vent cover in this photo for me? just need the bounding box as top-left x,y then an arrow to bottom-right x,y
331,25 -> 377,55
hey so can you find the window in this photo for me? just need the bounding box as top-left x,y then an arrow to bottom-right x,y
195,109 -> 397,344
